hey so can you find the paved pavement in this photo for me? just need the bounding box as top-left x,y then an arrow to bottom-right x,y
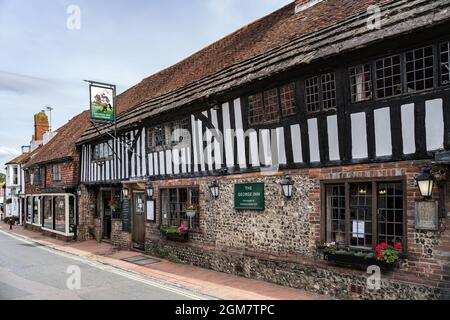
0,224 -> 331,300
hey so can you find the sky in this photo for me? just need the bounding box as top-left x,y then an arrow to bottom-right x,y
0,0 -> 292,173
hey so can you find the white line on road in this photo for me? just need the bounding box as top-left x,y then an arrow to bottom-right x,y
0,230 -> 213,300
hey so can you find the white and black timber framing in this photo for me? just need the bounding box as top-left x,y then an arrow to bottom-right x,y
79,1 -> 450,184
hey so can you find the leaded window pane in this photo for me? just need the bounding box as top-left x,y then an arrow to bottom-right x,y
405,46 -> 435,92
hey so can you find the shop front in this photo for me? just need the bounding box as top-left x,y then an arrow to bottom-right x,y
25,193 -> 77,240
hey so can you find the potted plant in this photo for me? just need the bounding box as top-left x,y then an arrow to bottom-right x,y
183,201 -> 200,218
320,241 -> 401,271
160,224 -> 189,242
108,197 -> 120,212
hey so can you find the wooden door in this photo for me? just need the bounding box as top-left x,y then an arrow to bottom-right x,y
133,192 -> 146,249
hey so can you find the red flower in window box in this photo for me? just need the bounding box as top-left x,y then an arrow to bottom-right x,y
378,253 -> 385,260
375,245 -> 382,253
394,243 -> 402,250
380,242 -> 387,249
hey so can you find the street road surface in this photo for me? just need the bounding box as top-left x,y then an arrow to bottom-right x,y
0,231 -> 212,300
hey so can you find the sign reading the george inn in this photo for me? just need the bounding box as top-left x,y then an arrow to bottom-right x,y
234,183 -> 265,210
89,83 -> 116,122
415,200 -> 439,231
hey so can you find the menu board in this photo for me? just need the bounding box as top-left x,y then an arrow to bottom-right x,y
122,199 -> 131,233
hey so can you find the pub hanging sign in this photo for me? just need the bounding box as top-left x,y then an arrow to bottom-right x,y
234,183 -> 265,211
88,81 -> 116,122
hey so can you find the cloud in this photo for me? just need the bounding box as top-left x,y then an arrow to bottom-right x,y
0,71 -> 53,94
0,146 -> 20,158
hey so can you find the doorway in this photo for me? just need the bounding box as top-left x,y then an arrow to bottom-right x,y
102,191 -> 112,240
132,192 -> 146,250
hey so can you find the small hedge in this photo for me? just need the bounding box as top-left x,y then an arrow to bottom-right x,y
3,216 -> 18,225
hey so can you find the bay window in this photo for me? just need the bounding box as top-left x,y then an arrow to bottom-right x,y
324,180 -> 405,249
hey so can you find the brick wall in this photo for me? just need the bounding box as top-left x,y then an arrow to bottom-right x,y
111,219 -> 132,250
77,184 -> 98,241
144,160 -> 450,299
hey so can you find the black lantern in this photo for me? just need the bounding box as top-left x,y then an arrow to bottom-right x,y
122,188 -> 129,199
209,180 -> 220,199
280,176 -> 294,199
146,181 -> 154,198
415,167 -> 434,199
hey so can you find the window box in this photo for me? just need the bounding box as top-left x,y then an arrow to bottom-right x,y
160,225 -> 189,243
323,251 -> 397,271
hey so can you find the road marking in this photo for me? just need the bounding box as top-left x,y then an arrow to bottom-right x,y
0,230 -> 214,300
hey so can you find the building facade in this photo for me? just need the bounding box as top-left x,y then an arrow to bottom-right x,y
23,111 -> 89,241
72,0 -> 450,299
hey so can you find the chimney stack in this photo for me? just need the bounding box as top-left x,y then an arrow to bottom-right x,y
33,111 -> 49,142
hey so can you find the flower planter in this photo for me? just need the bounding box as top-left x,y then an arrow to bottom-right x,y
185,210 -> 197,218
324,253 -> 397,271
162,232 -> 189,243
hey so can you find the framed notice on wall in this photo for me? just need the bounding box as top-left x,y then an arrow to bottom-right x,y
234,183 -> 265,210
146,200 -> 155,222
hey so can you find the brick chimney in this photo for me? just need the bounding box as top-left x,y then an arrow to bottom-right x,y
295,0 -> 324,13
33,111 -> 49,142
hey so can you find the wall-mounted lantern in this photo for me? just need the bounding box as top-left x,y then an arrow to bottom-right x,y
146,181 -> 154,199
209,180 -> 220,199
280,176 -> 294,199
122,188 -> 129,199
415,167 -> 435,199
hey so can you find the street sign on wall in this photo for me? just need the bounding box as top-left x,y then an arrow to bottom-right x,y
234,183 -> 265,210
89,83 -> 115,122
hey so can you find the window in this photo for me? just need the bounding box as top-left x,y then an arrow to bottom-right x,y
280,83 -> 296,117
263,88 -> 281,123
375,55 -> 402,98
325,180 -> 404,249
12,167 -> 18,185
52,164 -> 61,182
160,187 -> 199,230
321,73 -> 337,110
305,76 -> 320,112
147,118 -> 190,151
32,196 -> 39,224
405,46 -> 435,92
43,197 -> 53,229
93,141 -> 113,161
350,64 -> 373,102
440,41 -> 450,85
305,73 -> 336,113
248,83 -> 296,125
54,196 -> 65,233
31,168 -> 41,186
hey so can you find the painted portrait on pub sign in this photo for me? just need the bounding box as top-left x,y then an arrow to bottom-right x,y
90,85 -> 115,121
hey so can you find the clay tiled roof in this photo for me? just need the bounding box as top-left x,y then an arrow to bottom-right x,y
6,152 -> 32,165
114,0 -> 389,115
79,0 -> 450,142
25,111 -> 90,167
